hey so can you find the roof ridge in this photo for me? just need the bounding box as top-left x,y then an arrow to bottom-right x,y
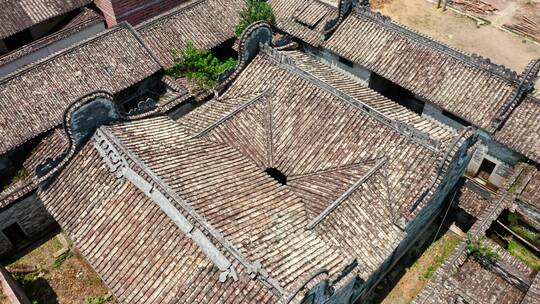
260,44 -> 442,152
135,0 -> 207,29
493,58 -> 540,130
97,125 -> 287,297
0,22 -> 151,84
353,5 -> 519,82
0,9 -> 102,67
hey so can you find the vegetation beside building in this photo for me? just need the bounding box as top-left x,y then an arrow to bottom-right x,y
235,0 -> 275,36
167,42 -> 236,92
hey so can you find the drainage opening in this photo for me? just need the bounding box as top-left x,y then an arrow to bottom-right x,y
265,168 -> 287,185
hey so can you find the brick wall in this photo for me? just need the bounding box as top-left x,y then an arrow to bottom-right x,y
95,0 -> 188,27
0,194 -> 57,258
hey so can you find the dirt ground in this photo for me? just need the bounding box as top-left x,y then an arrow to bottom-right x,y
373,0 -> 540,72
5,232 -> 115,304
380,231 -> 461,304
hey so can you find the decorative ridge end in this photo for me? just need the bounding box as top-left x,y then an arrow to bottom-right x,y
37,91 -> 160,189
214,21 -> 273,95
493,57 -> 540,131
323,0 -> 357,38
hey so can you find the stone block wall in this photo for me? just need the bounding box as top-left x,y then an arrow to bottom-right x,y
0,194 -> 57,258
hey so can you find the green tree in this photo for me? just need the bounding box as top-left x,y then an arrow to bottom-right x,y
235,0 -> 275,37
166,42 -> 236,92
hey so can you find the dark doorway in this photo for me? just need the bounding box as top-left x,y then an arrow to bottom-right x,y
2,223 -> 28,248
265,168 -> 287,185
476,158 -> 496,181
211,38 -> 238,62
369,72 -> 425,115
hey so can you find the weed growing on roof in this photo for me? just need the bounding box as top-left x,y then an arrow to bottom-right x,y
508,239 -> 540,271
167,42 -> 236,92
235,0 -> 275,37
466,235 -> 499,262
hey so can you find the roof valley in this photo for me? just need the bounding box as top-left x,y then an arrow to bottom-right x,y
260,44 -> 442,152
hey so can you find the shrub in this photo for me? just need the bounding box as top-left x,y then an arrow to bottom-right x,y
166,42 -> 236,92
235,0 -> 275,37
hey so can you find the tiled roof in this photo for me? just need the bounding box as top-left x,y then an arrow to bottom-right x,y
0,8 -> 103,69
518,166 -> 540,211
158,76 -> 192,112
0,23 -> 162,155
522,272 -> 540,304
39,131 -> 278,303
269,0 -> 338,46
0,0 -> 92,39
452,258 -> 525,303
0,129 -> 67,210
414,174 -> 535,304
455,182 -> 491,218
494,95 -> 540,163
324,7 -> 520,131
39,49 -> 471,303
136,0 -> 244,66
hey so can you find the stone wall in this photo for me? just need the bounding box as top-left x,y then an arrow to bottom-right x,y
0,194 -> 57,258
465,138 -> 519,188
356,133 -> 476,301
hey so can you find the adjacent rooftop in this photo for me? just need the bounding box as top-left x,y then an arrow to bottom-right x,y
37,47 -> 472,303
0,23 -> 162,155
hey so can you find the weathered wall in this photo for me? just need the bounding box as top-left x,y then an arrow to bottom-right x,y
465,137 -> 519,188
0,194 -> 57,258
0,22 -> 105,78
355,134 -> 476,301
422,103 -> 465,131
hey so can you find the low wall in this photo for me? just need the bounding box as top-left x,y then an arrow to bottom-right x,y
0,265 -> 29,304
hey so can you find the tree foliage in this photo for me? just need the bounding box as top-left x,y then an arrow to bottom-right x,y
235,0 -> 275,37
166,42 -> 236,92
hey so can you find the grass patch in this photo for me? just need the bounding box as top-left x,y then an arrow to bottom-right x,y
507,211 -> 538,244
8,233 -> 112,303
420,236 -> 461,280
2,168 -> 29,191
53,250 -> 73,269
466,235 -> 499,262
84,294 -> 114,304
510,225 -> 538,243
508,239 -> 540,271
